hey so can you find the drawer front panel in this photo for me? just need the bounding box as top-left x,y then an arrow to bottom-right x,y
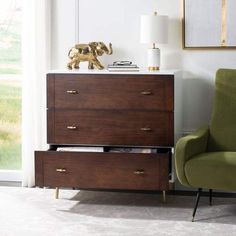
35,151 -> 169,190
49,74 -> 174,111
48,110 -> 174,146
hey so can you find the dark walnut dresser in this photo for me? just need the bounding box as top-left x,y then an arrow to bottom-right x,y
35,70 -> 182,200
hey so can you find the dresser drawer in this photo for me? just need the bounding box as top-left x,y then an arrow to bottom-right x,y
48,110 -> 174,146
47,74 -> 174,111
35,151 -> 169,190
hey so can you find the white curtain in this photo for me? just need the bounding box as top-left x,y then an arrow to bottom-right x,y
22,0 -> 51,187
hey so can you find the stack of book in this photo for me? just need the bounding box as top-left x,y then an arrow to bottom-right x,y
108,61 -> 139,72
109,147 -> 157,153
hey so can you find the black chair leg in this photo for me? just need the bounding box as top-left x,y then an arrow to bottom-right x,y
192,188 -> 202,222
209,189 -> 213,206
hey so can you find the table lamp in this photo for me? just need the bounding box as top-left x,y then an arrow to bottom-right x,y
140,12 -> 168,71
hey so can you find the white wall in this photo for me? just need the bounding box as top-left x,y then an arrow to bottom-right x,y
78,0 -> 182,71
51,0 -> 236,133
51,0 -> 78,69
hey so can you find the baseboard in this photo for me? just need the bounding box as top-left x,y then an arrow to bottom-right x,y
2,183 -> 235,198
0,181 -> 21,187
168,190 -> 236,198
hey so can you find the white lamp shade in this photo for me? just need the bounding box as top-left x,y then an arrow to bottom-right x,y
140,15 -> 168,44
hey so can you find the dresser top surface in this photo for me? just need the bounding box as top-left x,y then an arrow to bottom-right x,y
48,69 -> 179,75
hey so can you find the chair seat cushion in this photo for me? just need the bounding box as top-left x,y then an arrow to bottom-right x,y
185,152 -> 236,191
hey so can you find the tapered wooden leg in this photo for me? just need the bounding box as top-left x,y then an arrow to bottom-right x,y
55,187 -> 59,199
162,191 -> 166,203
209,189 -> 213,206
192,188 -> 202,222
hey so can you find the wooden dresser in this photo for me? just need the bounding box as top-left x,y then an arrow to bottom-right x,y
35,70 -> 181,200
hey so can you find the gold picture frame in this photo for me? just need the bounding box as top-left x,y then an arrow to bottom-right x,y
183,0 -> 236,49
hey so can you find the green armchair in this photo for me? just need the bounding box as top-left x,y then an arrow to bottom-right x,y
175,69 -> 236,221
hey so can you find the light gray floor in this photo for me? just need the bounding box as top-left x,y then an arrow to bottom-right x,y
0,186 -> 235,236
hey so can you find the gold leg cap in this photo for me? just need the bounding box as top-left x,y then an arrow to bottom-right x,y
162,191 -> 166,203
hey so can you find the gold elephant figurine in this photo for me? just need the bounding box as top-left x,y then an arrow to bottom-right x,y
67,42 -> 113,70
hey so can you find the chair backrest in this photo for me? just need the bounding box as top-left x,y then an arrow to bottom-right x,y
208,69 -> 236,151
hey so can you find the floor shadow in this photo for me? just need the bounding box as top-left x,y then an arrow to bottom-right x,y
58,190 -> 236,224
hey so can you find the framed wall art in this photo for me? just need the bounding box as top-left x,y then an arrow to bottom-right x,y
183,0 -> 236,49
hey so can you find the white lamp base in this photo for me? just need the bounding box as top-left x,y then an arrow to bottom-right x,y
147,48 -> 160,71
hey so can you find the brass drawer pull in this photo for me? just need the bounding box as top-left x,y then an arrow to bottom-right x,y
134,170 -> 145,175
67,125 -> 77,130
141,91 -> 152,95
66,90 -> 78,94
140,127 -> 152,132
56,168 -> 67,173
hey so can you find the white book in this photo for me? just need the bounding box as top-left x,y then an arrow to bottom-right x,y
108,64 -> 138,68
57,147 -> 104,152
108,67 -> 140,72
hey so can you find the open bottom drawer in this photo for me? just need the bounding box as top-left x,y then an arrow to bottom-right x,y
35,150 -> 169,191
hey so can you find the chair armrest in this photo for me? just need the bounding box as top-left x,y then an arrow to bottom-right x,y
175,126 -> 209,186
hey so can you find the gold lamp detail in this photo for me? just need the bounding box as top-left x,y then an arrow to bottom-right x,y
140,11 -> 168,71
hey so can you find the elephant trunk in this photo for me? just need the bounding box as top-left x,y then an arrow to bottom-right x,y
107,43 -> 113,55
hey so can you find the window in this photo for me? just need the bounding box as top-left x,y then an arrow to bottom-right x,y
0,0 -> 22,179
